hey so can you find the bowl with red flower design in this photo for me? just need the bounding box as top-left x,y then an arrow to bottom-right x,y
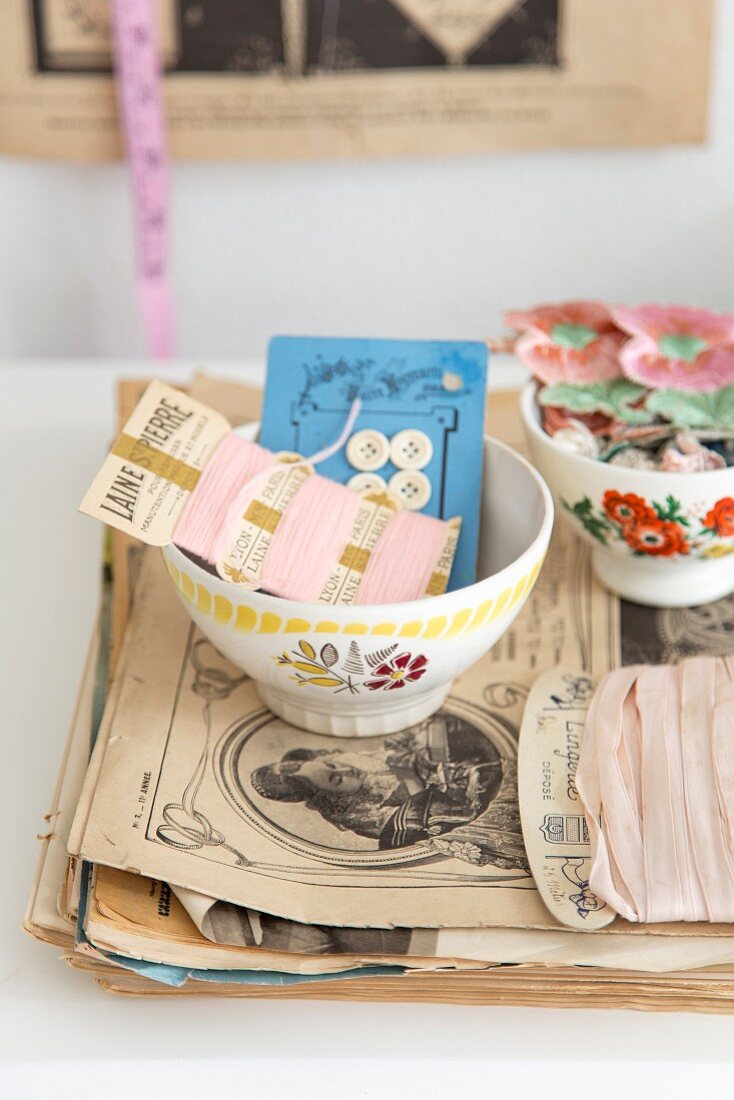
163,431 -> 553,737
521,382 -> 734,607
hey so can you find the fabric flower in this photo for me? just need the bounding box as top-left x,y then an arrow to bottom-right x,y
542,404 -> 618,437
622,517 -> 689,556
549,422 -> 600,459
602,490 -> 655,526
645,386 -> 734,432
702,497 -> 734,538
659,433 -> 725,473
504,301 -> 625,385
539,379 -> 649,425
608,448 -> 657,471
612,305 -> 734,392
365,652 -> 427,691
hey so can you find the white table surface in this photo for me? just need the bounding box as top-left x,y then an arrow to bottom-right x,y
2,360 -> 733,1098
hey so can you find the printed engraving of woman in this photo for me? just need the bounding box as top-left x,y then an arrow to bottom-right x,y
250,714 -> 504,851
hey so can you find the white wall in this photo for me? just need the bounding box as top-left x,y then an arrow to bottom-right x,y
1,1 -> 731,362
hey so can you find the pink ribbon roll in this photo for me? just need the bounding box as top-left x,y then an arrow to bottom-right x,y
577,657 -> 734,923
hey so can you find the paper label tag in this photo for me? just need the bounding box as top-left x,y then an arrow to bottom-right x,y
80,381 -> 231,546
216,461 -> 313,586
518,669 -> 615,931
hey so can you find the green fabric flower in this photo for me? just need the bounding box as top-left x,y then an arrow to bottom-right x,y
646,386 -> 734,431
539,380 -> 649,424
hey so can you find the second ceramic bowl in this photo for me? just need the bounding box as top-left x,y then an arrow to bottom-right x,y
521,381 -> 734,608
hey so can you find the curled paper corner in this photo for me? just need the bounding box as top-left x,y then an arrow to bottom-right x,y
517,668 -> 615,932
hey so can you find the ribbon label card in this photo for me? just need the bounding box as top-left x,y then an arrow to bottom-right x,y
518,669 -> 615,932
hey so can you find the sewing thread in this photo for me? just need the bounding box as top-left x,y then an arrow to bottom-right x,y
173,429 -> 458,606
174,434 -> 273,564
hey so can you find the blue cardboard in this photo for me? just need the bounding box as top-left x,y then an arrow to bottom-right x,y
101,949 -> 404,989
259,337 -> 489,591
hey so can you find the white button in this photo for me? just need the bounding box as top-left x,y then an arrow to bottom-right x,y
388,470 -> 432,511
389,429 -> 433,471
347,472 -> 387,495
346,429 -> 391,472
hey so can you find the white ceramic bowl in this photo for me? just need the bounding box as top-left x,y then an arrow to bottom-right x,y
521,381 -> 734,608
162,430 -> 553,737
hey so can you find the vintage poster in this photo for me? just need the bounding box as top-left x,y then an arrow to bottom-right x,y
0,1 -> 714,160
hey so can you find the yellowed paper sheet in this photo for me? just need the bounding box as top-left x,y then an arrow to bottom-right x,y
0,1 -> 713,161
23,624 -> 99,949
73,499 -> 619,928
88,860 -> 734,975
75,956 -> 734,1012
86,865 -> 492,973
109,376 -> 261,666
38,631 -> 734,976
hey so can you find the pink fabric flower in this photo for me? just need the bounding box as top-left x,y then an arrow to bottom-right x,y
612,305 -> 734,392
504,301 -> 625,385
365,653 -> 428,691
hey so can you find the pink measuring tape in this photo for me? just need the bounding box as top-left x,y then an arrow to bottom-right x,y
111,0 -> 173,358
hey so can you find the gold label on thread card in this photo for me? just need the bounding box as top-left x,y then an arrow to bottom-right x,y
428,519 -> 462,595
111,433 -> 202,492
242,500 -> 283,536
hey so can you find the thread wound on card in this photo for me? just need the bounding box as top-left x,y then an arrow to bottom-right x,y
80,381 -> 462,605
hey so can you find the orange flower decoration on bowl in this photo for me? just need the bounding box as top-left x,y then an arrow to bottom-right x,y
621,516 -> 689,557
703,497 -> 734,538
505,301 -> 625,386
602,490 -> 689,556
602,491 -> 655,526
564,489 -> 734,560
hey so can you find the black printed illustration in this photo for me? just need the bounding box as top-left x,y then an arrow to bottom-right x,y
155,638 -> 251,864
540,813 -> 589,845
546,855 -> 606,920
249,719 -> 504,851
620,594 -> 734,666
203,901 -> 414,953
558,856 -> 606,920
30,0 -> 561,75
219,704 -> 529,870
150,626 -> 531,879
305,0 -> 560,71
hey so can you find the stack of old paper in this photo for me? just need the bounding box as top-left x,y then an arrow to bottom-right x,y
24,378 -> 734,1010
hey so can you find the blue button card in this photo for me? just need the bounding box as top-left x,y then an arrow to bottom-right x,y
259,337 -> 489,591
